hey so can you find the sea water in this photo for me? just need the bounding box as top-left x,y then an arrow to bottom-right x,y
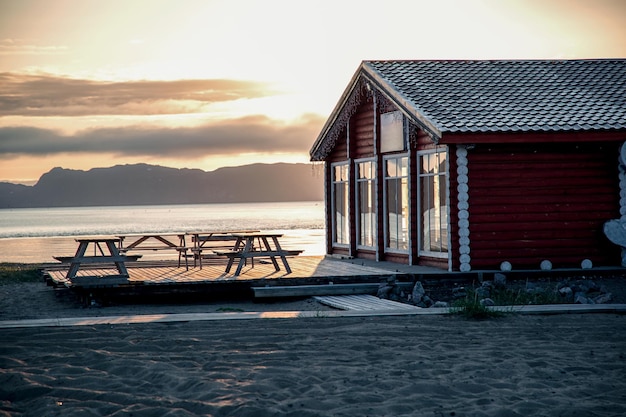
0,201 -> 326,263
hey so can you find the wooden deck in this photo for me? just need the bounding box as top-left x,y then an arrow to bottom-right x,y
43,256 -> 448,301
43,255 -> 623,303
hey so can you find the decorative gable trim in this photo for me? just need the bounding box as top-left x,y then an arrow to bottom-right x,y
310,76 -> 372,161
310,71 -> 439,161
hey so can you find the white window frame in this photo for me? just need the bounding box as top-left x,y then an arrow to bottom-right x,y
355,158 -> 377,249
383,153 -> 409,254
417,148 -> 450,259
331,161 -> 350,247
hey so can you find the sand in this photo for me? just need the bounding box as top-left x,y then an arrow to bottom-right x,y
2,289 -> 626,417
0,282 -> 335,321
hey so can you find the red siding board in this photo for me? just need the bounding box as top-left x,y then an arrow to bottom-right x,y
467,143 -> 621,269
469,211 -> 616,224
443,131 -> 625,144
384,252 -> 409,264
419,257 -> 449,269
331,247 -> 350,257
356,249 -> 376,260
473,228 -> 608,241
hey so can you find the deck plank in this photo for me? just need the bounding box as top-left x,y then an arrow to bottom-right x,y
314,295 -> 422,311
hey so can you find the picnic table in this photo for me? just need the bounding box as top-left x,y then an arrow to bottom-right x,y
117,233 -> 189,269
59,238 -> 130,280
215,232 -> 300,276
186,230 -> 258,269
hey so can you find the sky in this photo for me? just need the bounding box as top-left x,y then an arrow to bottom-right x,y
0,0 -> 625,185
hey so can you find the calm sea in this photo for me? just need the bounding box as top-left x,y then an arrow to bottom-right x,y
0,201 -> 326,263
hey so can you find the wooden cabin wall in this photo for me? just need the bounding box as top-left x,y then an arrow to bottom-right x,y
352,100 -> 375,159
328,129 -> 348,162
467,142 -> 621,269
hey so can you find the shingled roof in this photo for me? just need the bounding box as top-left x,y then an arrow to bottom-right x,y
310,59 -> 626,160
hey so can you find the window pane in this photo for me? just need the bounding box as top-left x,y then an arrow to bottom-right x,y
438,174 -> 448,251
438,151 -> 447,170
386,158 -> 397,177
419,150 -> 448,255
387,178 -> 399,248
421,175 -> 433,250
334,181 -> 348,244
358,162 -> 373,179
358,180 -> 375,247
385,156 -> 408,252
333,163 -> 349,246
400,177 -> 408,250
401,158 -> 408,176
357,161 -> 376,247
334,164 -> 348,181
421,154 -> 429,174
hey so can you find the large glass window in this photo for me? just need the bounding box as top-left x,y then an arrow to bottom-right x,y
419,149 -> 449,256
356,160 -> 376,248
332,163 -> 349,246
385,155 -> 409,251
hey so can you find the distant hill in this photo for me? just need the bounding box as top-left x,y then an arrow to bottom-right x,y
0,163 -> 324,208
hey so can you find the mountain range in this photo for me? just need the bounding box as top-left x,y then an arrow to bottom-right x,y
0,163 -> 324,208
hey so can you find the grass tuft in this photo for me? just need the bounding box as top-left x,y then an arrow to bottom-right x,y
449,279 -> 566,319
449,290 -> 504,320
0,263 -> 43,285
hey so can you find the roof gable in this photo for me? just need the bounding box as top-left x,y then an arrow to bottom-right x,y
311,59 -> 626,161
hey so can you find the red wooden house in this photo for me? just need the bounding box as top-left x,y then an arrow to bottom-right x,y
309,59 -> 626,271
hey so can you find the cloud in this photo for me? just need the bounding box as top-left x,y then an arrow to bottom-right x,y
0,72 -> 274,116
0,38 -> 69,56
0,114 -> 324,159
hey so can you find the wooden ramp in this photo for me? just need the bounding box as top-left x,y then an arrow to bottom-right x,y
314,295 -> 422,312
252,282 -> 414,298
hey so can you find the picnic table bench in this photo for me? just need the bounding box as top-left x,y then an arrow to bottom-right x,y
54,254 -> 143,263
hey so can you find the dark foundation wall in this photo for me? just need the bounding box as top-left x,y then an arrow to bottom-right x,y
466,142 -> 621,270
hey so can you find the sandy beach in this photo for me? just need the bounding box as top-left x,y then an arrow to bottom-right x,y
1,315 -> 625,416
1,280 -> 626,416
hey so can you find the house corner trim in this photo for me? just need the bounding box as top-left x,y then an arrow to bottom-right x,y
457,146 -> 471,272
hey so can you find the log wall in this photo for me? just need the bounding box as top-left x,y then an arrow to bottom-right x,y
328,129 -> 348,162
352,101 -> 375,159
467,142 -> 621,269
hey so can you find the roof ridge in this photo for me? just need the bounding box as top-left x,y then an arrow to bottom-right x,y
363,58 -> 626,63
